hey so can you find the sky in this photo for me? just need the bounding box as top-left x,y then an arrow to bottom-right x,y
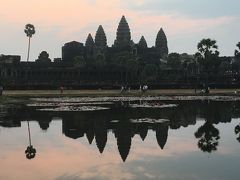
0,0 -> 239,61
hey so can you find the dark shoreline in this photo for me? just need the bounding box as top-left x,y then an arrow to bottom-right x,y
1,89 -> 239,98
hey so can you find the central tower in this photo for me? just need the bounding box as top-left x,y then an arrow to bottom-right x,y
95,25 -> 107,48
114,15 -> 131,48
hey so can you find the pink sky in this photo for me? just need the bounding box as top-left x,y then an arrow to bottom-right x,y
0,0 -> 239,59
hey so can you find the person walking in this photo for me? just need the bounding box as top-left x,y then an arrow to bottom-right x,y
0,85 -> 3,96
60,86 -> 64,94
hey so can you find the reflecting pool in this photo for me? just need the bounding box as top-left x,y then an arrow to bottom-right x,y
0,97 -> 240,180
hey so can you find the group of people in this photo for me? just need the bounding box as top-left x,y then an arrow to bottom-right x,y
120,86 -> 130,93
199,85 -> 210,94
140,85 -> 148,93
120,85 -> 149,93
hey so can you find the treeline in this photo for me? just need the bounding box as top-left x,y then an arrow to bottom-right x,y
66,39 -> 240,88
1,39 -> 240,89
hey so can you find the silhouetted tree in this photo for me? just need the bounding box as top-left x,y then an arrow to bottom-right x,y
195,121 -> 220,153
24,24 -> 35,62
195,38 -> 220,73
219,59 -> 231,74
25,145 -> 36,159
167,53 -> 181,69
231,42 -> 240,73
110,51 -> 138,84
235,42 -> 240,60
142,64 -> 158,83
234,123 -> 240,143
195,38 -> 220,88
25,121 -> 36,159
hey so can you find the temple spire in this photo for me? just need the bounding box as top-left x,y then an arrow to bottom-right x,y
95,25 -> 107,48
138,36 -> 147,48
85,33 -> 94,47
155,28 -> 168,57
114,15 -> 131,47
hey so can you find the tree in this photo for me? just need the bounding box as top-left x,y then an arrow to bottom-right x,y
24,24 -> 35,62
234,42 -> 240,60
111,51 -> 138,84
195,38 -> 220,88
167,53 -> 181,69
195,38 -> 220,73
235,124 -> 240,143
25,121 -> 36,159
195,121 -> 220,153
232,42 -> 240,73
219,59 -> 231,74
142,64 -> 158,83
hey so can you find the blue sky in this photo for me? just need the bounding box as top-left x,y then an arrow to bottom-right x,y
0,0 -> 239,61
124,0 -> 240,18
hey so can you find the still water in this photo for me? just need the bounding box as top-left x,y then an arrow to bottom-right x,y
0,96 -> 240,180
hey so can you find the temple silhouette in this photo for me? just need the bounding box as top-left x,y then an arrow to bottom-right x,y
62,16 -> 168,62
0,100 -> 238,161
0,15 -> 168,89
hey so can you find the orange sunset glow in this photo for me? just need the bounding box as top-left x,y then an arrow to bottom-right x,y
0,0 -> 239,60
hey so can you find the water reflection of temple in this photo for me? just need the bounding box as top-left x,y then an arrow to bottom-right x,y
62,115 -> 170,162
1,101 -> 240,161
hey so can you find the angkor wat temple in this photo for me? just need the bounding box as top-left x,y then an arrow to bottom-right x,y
0,16 -> 171,89
0,15 -> 237,89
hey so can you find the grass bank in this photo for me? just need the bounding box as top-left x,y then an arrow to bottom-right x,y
1,89 -> 239,98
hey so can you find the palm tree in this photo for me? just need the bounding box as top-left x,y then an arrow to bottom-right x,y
25,121 -> 36,159
235,124 -> 240,143
24,24 -> 35,62
195,38 -> 220,91
235,42 -> 240,59
195,38 -> 220,70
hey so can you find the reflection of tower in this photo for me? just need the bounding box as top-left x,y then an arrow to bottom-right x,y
25,121 -> 36,159
138,124 -> 148,141
156,124 -> 169,149
115,121 -> 132,162
94,119 -> 107,153
38,117 -> 52,131
62,116 -> 84,139
86,126 -> 95,144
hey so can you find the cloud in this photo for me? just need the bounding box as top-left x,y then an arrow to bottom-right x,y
1,0 -> 236,40
0,0 -> 238,58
